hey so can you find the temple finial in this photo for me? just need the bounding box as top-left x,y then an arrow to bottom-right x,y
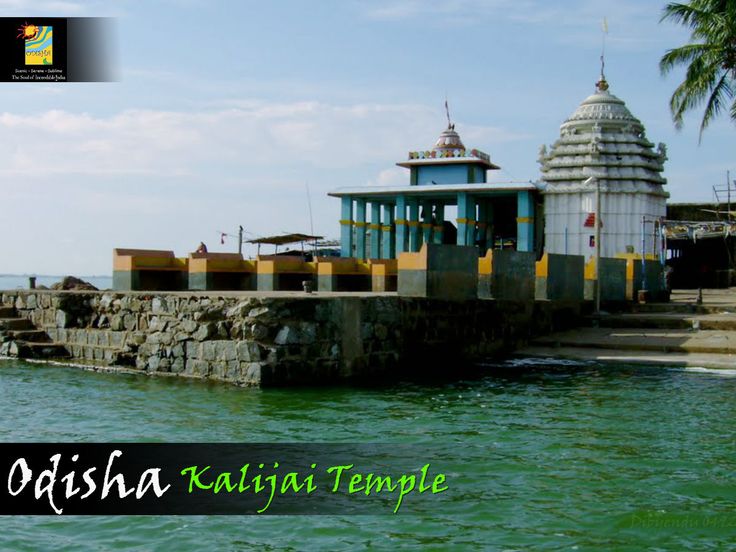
445,97 -> 453,129
597,17 -> 609,91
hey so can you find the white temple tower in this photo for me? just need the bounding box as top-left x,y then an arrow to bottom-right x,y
539,75 -> 668,259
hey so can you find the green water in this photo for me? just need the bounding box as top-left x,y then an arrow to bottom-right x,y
1,358 -> 736,550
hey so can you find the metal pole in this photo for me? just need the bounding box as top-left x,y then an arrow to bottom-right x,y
595,180 -> 601,314
641,216 -> 646,292
728,170 -> 731,222
238,225 -> 243,256
564,226 -> 568,255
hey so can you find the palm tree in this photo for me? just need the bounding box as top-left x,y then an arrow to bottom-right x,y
659,0 -> 736,140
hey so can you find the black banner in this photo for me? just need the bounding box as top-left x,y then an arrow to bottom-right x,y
0,444 -> 452,515
0,17 -> 116,83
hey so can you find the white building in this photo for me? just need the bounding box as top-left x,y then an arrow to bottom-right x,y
539,75 -> 668,259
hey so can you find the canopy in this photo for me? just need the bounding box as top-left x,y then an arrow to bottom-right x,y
247,233 -> 323,246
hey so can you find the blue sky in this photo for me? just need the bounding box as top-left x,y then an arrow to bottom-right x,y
1,0 -> 734,274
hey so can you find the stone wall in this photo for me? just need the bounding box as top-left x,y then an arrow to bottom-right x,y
1,290 -> 584,387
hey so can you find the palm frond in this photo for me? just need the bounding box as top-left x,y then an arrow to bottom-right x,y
659,0 -> 736,135
698,73 -> 731,141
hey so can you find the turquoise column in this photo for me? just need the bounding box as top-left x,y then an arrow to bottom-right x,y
355,199 -> 367,260
433,203 -> 444,244
340,197 -> 353,258
456,193 -> 475,246
517,191 -> 534,252
395,195 -> 408,254
382,204 -> 395,259
369,202 -> 382,260
486,202 -> 495,250
421,202 -> 432,245
408,199 -> 420,252
478,201 -> 488,254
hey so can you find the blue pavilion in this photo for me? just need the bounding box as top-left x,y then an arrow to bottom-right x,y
329,123 -> 540,259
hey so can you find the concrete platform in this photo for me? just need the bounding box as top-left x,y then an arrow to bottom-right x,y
516,345 -> 736,369
515,287 -> 736,369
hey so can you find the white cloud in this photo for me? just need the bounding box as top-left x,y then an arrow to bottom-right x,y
0,101 -> 520,177
368,167 -> 406,187
0,0 -> 83,13
0,99 -> 527,273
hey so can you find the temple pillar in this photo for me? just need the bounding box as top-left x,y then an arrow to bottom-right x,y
395,195 -> 408,254
457,193 -> 475,246
355,198 -> 367,260
433,203 -> 444,244
382,204 -> 395,259
408,198 -> 420,252
369,202 -> 382,260
517,191 -> 534,252
340,197 -> 353,258
421,202 -> 433,245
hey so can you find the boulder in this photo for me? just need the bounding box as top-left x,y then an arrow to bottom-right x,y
51,276 -> 98,291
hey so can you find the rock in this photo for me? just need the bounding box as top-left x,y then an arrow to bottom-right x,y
226,300 -> 256,318
216,322 -> 230,339
123,314 -> 136,331
181,320 -> 197,333
50,276 -> 98,291
202,341 -> 216,361
55,310 -> 72,328
185,359 -> 210,377
251,324 -> 268,340
171,358 -> 185,374
274,322 -> 317,345
237,341 -> 262,362
152,297 -> 167,314
248,307 -> 270,319
215,341 -> 237,362
194,322 -> 216,341
111,315 -> 125,331
185,341 -> 200,359
241,362 -> 263,385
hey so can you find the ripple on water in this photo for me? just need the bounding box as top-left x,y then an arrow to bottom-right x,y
2,358 -> 736,549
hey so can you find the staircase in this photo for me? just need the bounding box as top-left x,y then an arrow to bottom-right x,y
0,306 -> 70,360
517,292 -> 736,369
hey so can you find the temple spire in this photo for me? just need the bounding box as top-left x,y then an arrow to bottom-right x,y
444,97 -> 454,130
597,17 -> 609,92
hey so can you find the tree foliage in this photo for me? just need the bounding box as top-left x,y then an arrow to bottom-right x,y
659,0 -> 736,140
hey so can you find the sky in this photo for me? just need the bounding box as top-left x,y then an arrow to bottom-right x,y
1,0 -> 734,275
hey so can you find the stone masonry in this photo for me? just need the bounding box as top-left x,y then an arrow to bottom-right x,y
0,290 -> 583,387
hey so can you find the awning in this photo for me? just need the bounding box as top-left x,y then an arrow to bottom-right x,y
247,233 -> 324,246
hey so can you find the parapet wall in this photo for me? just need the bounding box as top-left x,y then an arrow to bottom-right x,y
0,290 -> 584,387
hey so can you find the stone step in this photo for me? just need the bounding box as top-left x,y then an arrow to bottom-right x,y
10,341 -> 71,360
531,328 -> 736,355
0,307 -> 16,317
590,313 -> 736,331
627,302 -> 725,315
0,318 -> 35,331
515,346 -> 736,370
7,329 -> 52,343
64,343 -> 125,365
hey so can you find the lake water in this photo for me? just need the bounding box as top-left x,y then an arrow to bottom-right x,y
0,275 -> 113,291
0,358 -> 735,549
